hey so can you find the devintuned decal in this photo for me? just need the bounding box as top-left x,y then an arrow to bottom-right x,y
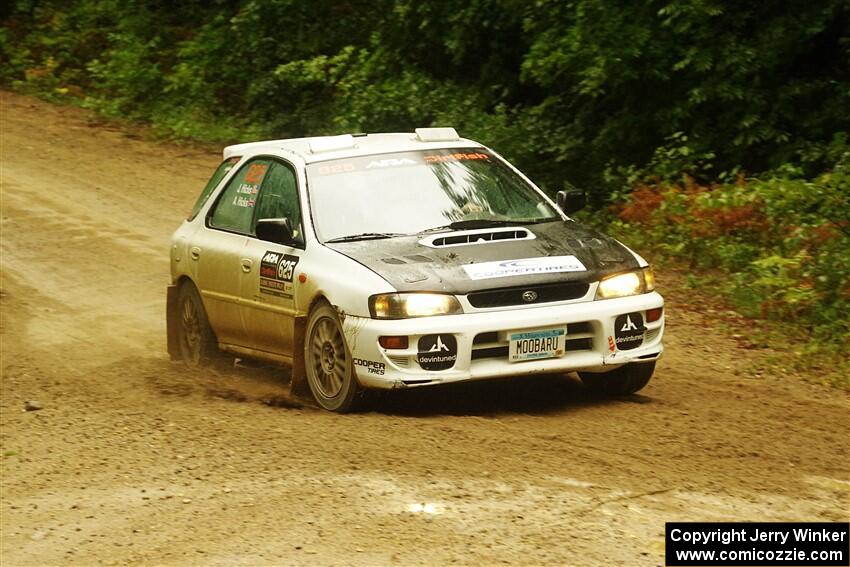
259,251 -> 299,298
462,256 -> 587,281
353,358 -> 386,375
614,312 -> 645,350
417,334 -> 458,371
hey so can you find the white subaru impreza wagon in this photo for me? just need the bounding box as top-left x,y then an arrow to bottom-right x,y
167,128 -> 664,411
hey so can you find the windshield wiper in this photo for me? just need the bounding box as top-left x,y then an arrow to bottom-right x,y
420,217 -> 558,233
325,232 -> 407,243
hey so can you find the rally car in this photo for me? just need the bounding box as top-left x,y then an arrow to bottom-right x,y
167,128 -> 664,412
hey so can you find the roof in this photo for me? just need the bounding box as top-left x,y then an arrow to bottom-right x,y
222,130 -> 484,164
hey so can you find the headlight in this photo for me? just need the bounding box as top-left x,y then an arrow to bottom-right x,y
369,293 -> 463,319
643,266 -> 656,291
596,267 -> 656,299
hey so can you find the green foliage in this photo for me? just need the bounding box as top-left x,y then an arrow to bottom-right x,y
611,163 -> 850,375
3,0 -> 848,193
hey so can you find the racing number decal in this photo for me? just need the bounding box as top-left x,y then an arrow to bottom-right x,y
277,256 -> 298,282
244,163 -> 268,184
259,251 -> 299,298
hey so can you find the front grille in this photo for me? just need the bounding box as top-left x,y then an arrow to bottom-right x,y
471,346 -> 509,360
473,332 -> 499,345
565,338 -> 593,351
467,282 -> 589,308
567,322 -> 592,334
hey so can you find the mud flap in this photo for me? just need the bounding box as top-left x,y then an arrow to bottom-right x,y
166,285 -> 181,361
289,315 -> 311,398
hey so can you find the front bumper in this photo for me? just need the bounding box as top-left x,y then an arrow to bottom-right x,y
342,292 -> 664,389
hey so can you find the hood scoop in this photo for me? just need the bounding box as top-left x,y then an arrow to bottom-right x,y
419,227 -> 535,249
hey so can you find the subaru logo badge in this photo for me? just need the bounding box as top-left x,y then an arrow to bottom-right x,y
522,290 -> 538,302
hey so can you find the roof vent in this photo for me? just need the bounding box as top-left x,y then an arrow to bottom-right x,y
419,227 -> 535,248
309,134 -> 356,153
415,127 -> 460,142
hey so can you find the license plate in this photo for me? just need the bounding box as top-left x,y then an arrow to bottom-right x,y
508,328 -> 566,362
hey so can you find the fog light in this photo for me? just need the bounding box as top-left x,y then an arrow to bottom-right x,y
379,336 -> 409,349
646,307 -> 663,322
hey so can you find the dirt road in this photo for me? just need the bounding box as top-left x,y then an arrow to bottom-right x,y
1,90 -> 848,566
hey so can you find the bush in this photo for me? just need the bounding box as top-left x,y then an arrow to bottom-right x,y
609,164 -> 850,377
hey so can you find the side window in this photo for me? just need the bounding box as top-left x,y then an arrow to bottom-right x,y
254,161 -> 303,243
209,159 -> 272,233
189,156 -> 240,220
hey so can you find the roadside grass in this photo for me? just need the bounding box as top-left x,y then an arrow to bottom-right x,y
658,264 -> 849,390
577,172 -> 850,390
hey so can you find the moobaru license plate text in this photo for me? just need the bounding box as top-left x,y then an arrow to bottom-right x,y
509,328 -> 566,362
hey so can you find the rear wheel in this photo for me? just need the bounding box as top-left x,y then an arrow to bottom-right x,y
304,302 -> 361,412
579,361 -> 655,395
177,282 -> 219,366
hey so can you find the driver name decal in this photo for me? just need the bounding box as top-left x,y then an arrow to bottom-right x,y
260,251 -> 299,298
462,256 -> 587,280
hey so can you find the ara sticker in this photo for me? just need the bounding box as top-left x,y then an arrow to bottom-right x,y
608,335 -> 616,353
259,251 -> 300,298
365,158 -> 418,169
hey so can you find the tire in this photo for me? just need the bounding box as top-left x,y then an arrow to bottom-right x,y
304,302 -> 361,412
176,282 -> 219,366
579,361 -> 655,396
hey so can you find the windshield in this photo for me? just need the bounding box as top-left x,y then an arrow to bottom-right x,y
306,149 -> 559,242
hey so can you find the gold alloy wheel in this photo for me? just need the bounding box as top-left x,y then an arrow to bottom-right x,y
308,315 -> 347,398
179,293 -> 202,364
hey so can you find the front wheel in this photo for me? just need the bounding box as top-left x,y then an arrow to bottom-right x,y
304,302 -> 361,412
579,361 -> 656,395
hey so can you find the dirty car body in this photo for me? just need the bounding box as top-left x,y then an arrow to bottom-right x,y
167,128 -> 664,411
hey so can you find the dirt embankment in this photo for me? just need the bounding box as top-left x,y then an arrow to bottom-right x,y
1,91 -> 848,566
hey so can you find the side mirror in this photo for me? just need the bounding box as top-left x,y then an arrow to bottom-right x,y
256,217 -> 295,246
556,189 -> 586,215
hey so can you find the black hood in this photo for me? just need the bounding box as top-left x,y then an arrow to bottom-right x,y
325,220 -> 640,293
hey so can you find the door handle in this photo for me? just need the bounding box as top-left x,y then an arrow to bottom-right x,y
190,247 -> 201,261
241,259 -> 253,273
